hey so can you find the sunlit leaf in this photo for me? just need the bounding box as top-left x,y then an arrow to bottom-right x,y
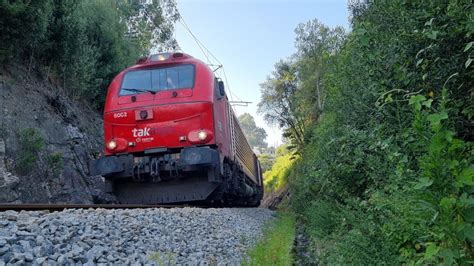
465,58 -> 473,68
414,177 -> 433,189
424,243 -> 439,259
416,59 -> 424,67
464,41 -> 473,52
425,18 -> 434,26
461,225 -> 474,241
438,248 -> 455,266
456,167 -> 474,186
409,95 -> 426,111
427,112 -> 448,128
427,30 -> 439,40
440,197 -> 456,209
422,99 -> 433,108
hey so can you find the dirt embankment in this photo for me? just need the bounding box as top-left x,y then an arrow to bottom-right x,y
0,65 -> 113,204
261,185 -> 289,210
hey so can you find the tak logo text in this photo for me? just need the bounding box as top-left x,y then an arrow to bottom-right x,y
132,127 -> 151,137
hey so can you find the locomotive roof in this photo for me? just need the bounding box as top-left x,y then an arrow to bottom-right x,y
128,52 -> 205,70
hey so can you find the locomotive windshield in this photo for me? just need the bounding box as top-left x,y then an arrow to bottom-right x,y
119,64 -> 195,95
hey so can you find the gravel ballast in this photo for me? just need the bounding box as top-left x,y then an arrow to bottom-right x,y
0,207 -> 274,265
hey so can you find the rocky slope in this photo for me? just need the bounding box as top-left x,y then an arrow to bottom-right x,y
0,207 -> 274,265
0,64 -> 113,204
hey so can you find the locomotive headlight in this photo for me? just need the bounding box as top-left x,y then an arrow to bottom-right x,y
107,140 -> 117,150
149,53 -> 171,61
198,130 -> 207,141
187,130 -> 212,144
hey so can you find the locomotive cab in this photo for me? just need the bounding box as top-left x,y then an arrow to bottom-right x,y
89,53 -> 263,206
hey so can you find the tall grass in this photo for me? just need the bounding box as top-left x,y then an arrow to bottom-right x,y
246,212 -> 295,266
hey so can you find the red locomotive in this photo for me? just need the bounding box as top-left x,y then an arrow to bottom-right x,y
89,52 -> 263,206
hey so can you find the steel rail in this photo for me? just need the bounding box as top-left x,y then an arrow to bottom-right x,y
0,204 -> 188,212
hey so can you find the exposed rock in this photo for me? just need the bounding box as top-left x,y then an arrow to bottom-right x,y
0,65 -> 116,204
0,139 -> 20,203
35,257 -> 47,265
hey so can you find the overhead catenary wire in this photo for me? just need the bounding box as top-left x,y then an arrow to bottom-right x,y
178,17 -> 211,65
179,23 -> 245,104
178,17 -> 234,101
177,15 -> 249,104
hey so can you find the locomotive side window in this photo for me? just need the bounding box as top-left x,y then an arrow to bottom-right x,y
214,78 -> 220,99
214,78 -> 225,99
119,64 -> 195,95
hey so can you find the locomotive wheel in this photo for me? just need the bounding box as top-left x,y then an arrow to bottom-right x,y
218,162 -> 264,207
246,186 -> 263,207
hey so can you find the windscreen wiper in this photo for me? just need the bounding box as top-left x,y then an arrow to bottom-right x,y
122,88 -> 156,95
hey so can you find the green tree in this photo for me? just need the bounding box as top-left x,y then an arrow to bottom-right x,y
117,0 -> 179,52
0,0 -> 52,63
258,61 -> 305,150
258,21 -> 345,152
0,0 -> 180,109
257,153 -> 274,173
294,19 -> 345,123
238,113 -> 267,148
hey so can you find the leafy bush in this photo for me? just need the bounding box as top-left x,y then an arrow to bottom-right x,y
47,152 -> 64,177
16,128 -> 45,174
303,200 -> 337,239
261,1 -> 473,264
0,0 -> 52,63
263,146 -> 296,192
326,227 -> 399,265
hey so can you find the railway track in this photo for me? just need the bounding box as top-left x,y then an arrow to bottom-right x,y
0,203 -> 184,212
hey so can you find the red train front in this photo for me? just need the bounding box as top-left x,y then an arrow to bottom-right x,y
89,52 -> 263,206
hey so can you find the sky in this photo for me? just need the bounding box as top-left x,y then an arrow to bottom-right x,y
174,0 -> 350,147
